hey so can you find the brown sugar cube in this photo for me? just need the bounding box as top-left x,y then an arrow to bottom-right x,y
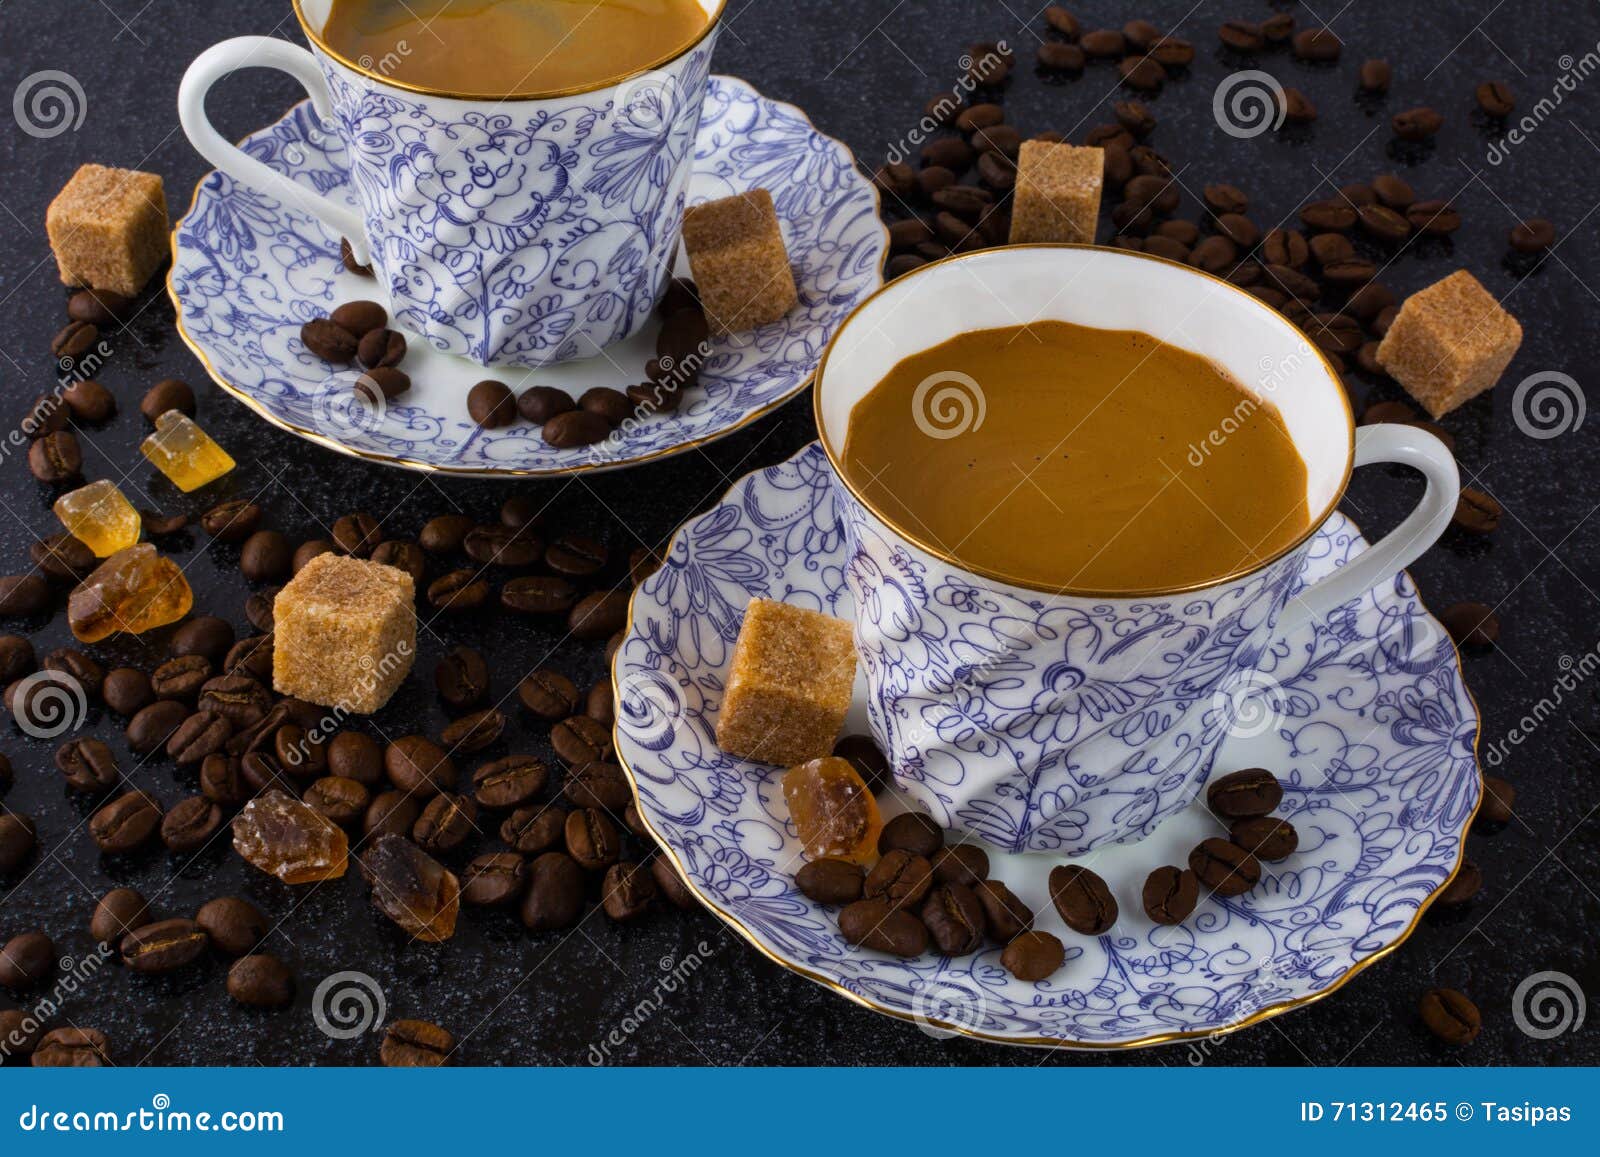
716,598 -> 856,766
681,188 -> 798,334
1008,141 -> 1105,245
273,554 -> 415,715
46,164 -> 169,298
1375,270 -> 1523,418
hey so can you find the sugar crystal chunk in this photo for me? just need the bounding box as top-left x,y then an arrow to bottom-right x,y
232,790 -> 349,884
681,189 -> 798,334
1008,141 -> 1105,244
360,835 -> 459,942
53,479 -> 141,557
715,598 -> 856,766
67,543 -> 192,643
1375,270 -> 1523,418
140,411 -> 236,492
273,553 -> 415,715
46,163 -> 169,297
782,756 -> 883,863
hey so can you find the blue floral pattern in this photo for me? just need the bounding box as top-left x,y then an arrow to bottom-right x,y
615,444 -> 1481,1047
170,78 -> 886,474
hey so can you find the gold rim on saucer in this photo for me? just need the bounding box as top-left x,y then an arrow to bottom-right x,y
291,0 -> 731,102
811,243 -> 1359,600
610,474 -> 1482,1049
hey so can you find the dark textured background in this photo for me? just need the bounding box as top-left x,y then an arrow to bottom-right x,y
1,0 -> 1597,1066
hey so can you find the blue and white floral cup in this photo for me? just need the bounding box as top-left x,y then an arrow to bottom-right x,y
815,245 -> 1461,855
179,1 -> 723,368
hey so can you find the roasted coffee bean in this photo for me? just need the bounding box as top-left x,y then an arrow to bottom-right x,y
1142,865 -> 1199,925
565,807 -> 620,870
920,136 -> 975,171
1509,218 -> 1556,252
651,857 -> 696,910
385,735 -> 455,796
468,379 -> 517,427
427,570 -> 490,612
29,534 -> 92,584
356,326 -> 407,370
1214,213 -> 1261,248
304,777 -> 369,826
1231,816 -> 1299,862
542,407 -> 611,448
915,165 -> 956,201
56,737 -> 119,793
293,538 -> 327,572
356,366 -> 410,402
329,299 -> 386,338
1479,775 -> 1516,824
331,512 -> 383,557
1359,58 -> 1391,93
1299,200 -> 1357,231
27,432 -> 81,484
34,1026 -> 112,1066
953,103 -> 1003,133
1392,107 -> 1444,142
563,761 -> 630,811
434,646 -> 488,709
68,288 -> 132,324
301,317 -> 358,361
501,805 -> 565,854
369,540 -> 425,584
142,510 -> 189,538
928,844 -> 988,889
1358,204 -> 1411,243
1309,313 -> 1364,355
1309,232 -> 1355,266
517,385 -> 575,425
172,615 -> 235,663
413,792 -> 478,854
568,590 -> 629,640
21,393 -> 66,437
1206,768 -> 1283,819
864,850 -> 933,912
1419,987 -> 1481,1044
1362,400 -> 1417,425
326,731 -> 382,786
838,898 -> 928,957
120,918 -> 207,973
227,954 -> 294,1008
584,680 -> 614,728
62,378 -> 116,424
1037,40 -> 1086,70
1048,864 -> 1117,934
464,524 -> 542,568
1472,79 -> 1515,117
1453,489 -> 1502,535
1218,19 -> 1264,51
0,634 -> 34,683
41,647 -> 102,697
521,851 -> 586,931
52,319 -> 98,360
195,896 -> 267,956
878,812 -> 944,858
340,237 -> 373,276
440,707 -> 506,753
0,931 -> 54,989
224,635 -> 274,682
151,656 -> 211,702
1437,861 -> 1483,906
462,852 -> 526,907
364,790 -> 421,841
832,734 -> 890,793
551,715 -> 612,765
379,1019 -> 453,1067
161,795 -> 224,852
141,379 -> 196,422
90,789 -> 161,853
1440,602 -> 1499,649
1002,931 -> 1064,980
623,803 -> 650,838
1189,235 -> 1237,272
239,530 -> 293,582
1291,25 -> 1340,60
199,675 -> 270,729
91,887 -> 150,944
199,500 -> 262,545
920,882 -> 985,954
1079,27 -> 1125,56
166,711 -> 231,765
601,860 -> 656,921
1407,199 -> 1462,235
199,754 -> 247,807
544,536 -> 608,580
239,751 -> 292,796
968,879 -> 1027,941
0,813 -> 36,874
519,669 -> 580,719
1189,836 -> 1261,896
1043,4 -> 1078,36
875,159 -> 918,200
1345,281 -> 1396,319
501,575 -> 578,614
795,858 -> 865,905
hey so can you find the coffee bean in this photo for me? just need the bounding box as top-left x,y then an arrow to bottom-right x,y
1509,218 -> 1555,252
90,789 -> 161,853
141,510 -> 189,538
648,857 -> 695,910
369,539 -> 425,583
432,646 -> 488,709
340,237 -> 372,276
864,850 -> 933,912
413,792 -> 478,854
1453,489 -> 1501,534
150,656 -> 210,703
1475,80 -> 1514,116
1048,864 -> 1117,934
921,882 -> 985,955
323,731 -> 380,787
1359,204 -> 1412,243
1230,816 -> 1298,862
440,707 -> 505,753
364,791 -> 421,841
141,379 -> 196,423
1002,930 -> 1064,980
1079,28 -> 1125,56
468,380 -> 517,427
838,898 -> 928,957
1206,768 -> 1283,819
414,516 -> 468,557
502,575 -> 579,614
330,512 -> 383,557
0,931 -> 54,990
224,635 -> 274,682
33,1026 -> 112,1067
543,408 -> 612,448
305,777 -> 369,826
427,570 -> 490,612
1189,235 -> 1237,273
601,861 -> 656,921
502,805 -> 565,855
1291,26 -> 1340,61
563,761 -> 630,811
585,680 -> 614,727
920,136 -> 975,171
915,165 -> 957,200
172,615 -> 235,663
521,851 -> 586,931
1407,199 -> 1462,235
1479,775 -> 1516,825
542,537 -> 607,582
198,675 -> 270,729
357,326 -> 406,369
1308,230 -> 1354,267
1280,87 -> 1316,123
1218,19 -> 1264,51
385,735 -> 455,797
329,299 -> 386,338
27,432 -> 81,484
796,858 -> 865,905
1141,865 -> 1200,925
356,366 -> 410,401
1392,107 -> 1443,141
301,317 -> 358,361
517,385 -> 576,425
1189,836 -> 1262,896
228,954 -> 294,1007
56,737 -> 119,793
52,319 -> 98,360
565,807 -> 620,870
1359,58 -> 1391,93
120,917 -> 207,973
195,896 -> 267,956
381,1019 -> 454,1066
197,500 -> 258,544
67,288 -> 131,325
464,525 -> 542,568
1419,987 -> 1481,1044
519,669 -> 580,719
198,754 -> 247,807
1037,40 -> 1085,71
568,590 -> 628,639
832,734 -> 889,793
461,852 -> 526,907
552,715 -> 612,766
878,813 -> 944,858
62,379 -> 116,423
161,795 -> 223,853
0,814 -> 36,874
239,531 -> 293,582
39,650 -> 100,701
1436,861 -> 1483,906
923,845 -> 985,889
91,887 -> 150,944
1440,602 -> 1499,649
1362,400 -> 1417,425
165,711 -> 230,765
273,722 -> 330,779
0,634 -> 29,686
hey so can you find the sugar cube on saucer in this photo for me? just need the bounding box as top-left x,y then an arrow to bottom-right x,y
716,598 -> 855,766
681,189 -> 798,334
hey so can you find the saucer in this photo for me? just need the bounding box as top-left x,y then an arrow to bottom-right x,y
613,443 -> 1482,1049
169,77 -> 886,476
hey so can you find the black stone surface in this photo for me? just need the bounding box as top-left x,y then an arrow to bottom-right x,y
1,0 -> 1597,1066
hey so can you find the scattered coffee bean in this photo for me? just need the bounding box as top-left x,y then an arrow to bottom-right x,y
428,570 -> 490,612
468,380 -> 517,427
0,814 -> 36,874
301,317 -> 358,361
878,812 -> 944,858
385,735 -> 456,797
864,850 -> 934,912
1419,987 -> 1481,1044
434,646 -> 489,709
1392,107 -> 1444,141
27,431 -> 81,484
56,737 -> 119,793
1359,58 -> 1391,93
1453,488 -> 1502,534
517,385 -> 576,425
1142,865 -> 1200,925
501,575 -> 579,615
1291,26 -> 1341,61
563,761 -> 630,811
33,1026 -> 111,1067
521,851 -> 586,931
120,917 -> 207,973
196,896 -> 268,956
1475,80 -> 1514,117
413,792 -> 478,854
602,861 -> 657,921
461,852 -> 526,907
1479,775 -> 1516,824
0,931 -> 54,990
364,791 -> 421,841
568,590 -> 628,639
921,882 -> 986,954
381,1019 -> 454,1066
440,707 -> 505,752
1440,602 -> 1499,649
519,669 -> 580,719
227,953 -> 294,1007
1509,218 -> 1555,252
1049,864 -> 1117,934
652,857 -> 697,910
838,898 -> 928,957
1436,861 -> 1483,906
91,887 -> 150,944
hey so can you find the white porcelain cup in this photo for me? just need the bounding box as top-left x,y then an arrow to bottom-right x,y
815,245 -> 1460,855
179,1 -> 724,368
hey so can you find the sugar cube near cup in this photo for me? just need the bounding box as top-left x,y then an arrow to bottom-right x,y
46,163 -> 169,298
1008,141 -> 1105,244
1375,270 -> 1523,418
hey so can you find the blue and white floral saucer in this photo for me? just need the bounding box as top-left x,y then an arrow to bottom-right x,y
613,444 -> 1483,1049
169,77 -> 885,476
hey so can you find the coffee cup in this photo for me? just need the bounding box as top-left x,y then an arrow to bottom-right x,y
179,0 -> 724,369
815,245 -> 1460,855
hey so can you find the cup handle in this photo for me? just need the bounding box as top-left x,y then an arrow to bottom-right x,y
1275,422 -> 1460,637
178,37 -> 369,262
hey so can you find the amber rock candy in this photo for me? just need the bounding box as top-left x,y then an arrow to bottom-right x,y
781,756 -> 883,864
140,411 -> 236,492
233,790 -> 349,884
715,598 -> 856,766
53,479 -> 141,557
67,543 -> 193,643
359,835 -> 459,943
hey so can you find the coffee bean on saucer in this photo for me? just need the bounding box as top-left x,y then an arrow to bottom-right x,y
1001,931 -> 1064,981
563,761 -> 630,811
1189,837 -> 1261,896
354,366 -> 409,404
381,1019 -> 454,1067
1509,218 -> 1556,252
1359,58 -> 1391,93
832,734 -> 889,793
1206,768 -> 1283,819
27,431 -> 81,484
329,300 -> 386,339
195,896 -> 267,956
796,858 -> 865,905
1478,776 -> 1516,824
929,844 -> 989,888
468,380 -> 517,428
1048,864 -> 1117,934
300,317 -> 358,362
838,898 -> 928,957
1142,865 -> 1200,925
864,850 -> 933,912
228,954 -> 294,1008
921,882 -> 985,955
517,385 -> 575,425
519,670 -> 580,719
0,931 -> 55,989
551,715 -> 612,765
1230,816 -> 1298,862
356,327 -> 406,369
578,387 -> 632,427
1439,602 -> 1499,649
878,812 -> 944,858
91,887 -> 150,944
568,590 -> 628,640
1419,988 -> 1481,1044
